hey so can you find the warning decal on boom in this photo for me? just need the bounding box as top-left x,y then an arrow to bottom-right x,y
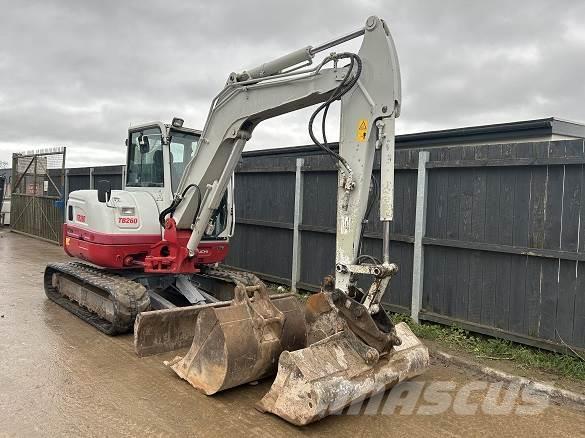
356,119 -> 368,142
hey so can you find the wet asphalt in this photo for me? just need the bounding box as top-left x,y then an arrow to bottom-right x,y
0,230 -> 583,437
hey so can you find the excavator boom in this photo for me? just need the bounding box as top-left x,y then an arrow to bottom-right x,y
161,15 -> 428,425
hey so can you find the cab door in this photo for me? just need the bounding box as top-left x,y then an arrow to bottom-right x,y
125,123 -> 174,212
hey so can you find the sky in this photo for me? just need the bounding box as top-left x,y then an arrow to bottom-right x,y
0,0 -> 584,168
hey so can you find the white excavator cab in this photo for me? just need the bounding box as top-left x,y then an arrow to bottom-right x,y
124,120 -> 234,241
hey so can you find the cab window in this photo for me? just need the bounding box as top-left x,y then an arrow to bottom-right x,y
126,127 -> 164,187
169,130 -> 199,193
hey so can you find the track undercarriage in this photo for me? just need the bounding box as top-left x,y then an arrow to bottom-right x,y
44,262 -> 150,335
44,262 -> 297,338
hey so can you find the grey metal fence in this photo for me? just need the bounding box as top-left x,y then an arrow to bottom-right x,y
226,139 -> 585,355
65,165 -> 124,195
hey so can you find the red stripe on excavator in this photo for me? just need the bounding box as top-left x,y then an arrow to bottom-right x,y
63,223 -> 230,271
65,224 -> 161,245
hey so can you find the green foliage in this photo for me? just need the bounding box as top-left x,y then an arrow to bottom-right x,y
392,313 -> 585,381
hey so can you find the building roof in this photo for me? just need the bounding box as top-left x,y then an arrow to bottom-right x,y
243,117 -> 585,158
396,117 -> 585,148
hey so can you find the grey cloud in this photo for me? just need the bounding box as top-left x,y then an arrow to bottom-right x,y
0,0 -> 583,166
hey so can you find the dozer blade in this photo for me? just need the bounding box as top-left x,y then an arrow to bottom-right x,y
167,283 -> 306,395
134,292 -> 301,358
135,300 -> 228,357
256,322 -> 429,426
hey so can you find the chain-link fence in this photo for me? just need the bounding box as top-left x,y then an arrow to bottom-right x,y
11,147 -> 66,243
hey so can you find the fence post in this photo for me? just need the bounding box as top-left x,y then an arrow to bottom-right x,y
64,169 -> 69,202
61,147 -> 66,198
291,158 -> 304,293
411,151 -> 429,323
89,167 -> 94,190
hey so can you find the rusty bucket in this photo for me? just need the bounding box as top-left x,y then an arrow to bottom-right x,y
167,282 -> 306,395
256,321 -> 429,425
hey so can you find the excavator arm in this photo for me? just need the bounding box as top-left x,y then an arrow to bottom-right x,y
158,16 -> 427,426
164,17 -> 400,308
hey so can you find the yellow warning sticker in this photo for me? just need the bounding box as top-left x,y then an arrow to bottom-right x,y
356,119 -> 368,142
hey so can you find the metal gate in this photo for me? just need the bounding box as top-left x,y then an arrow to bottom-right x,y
11,148 -> 66,244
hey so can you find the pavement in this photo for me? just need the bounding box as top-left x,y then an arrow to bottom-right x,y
0,230 -> 584,437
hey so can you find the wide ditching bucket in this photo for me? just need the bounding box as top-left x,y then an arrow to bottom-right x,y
166,282 -> 306,395
256,293 -> 429,426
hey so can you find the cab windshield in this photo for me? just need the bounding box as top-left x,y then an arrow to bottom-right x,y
126,127 -> 165,187
125,127 -> 199,191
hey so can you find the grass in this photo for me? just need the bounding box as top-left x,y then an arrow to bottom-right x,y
264,284 -> 585,381
392,313 -> 585,381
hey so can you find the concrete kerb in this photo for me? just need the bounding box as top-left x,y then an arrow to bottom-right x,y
432,349 -> 585,409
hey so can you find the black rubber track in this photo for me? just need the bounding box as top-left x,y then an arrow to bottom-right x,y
44,262 -> 150,335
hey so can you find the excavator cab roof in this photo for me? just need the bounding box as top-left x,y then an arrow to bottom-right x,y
127,119 -> 201,144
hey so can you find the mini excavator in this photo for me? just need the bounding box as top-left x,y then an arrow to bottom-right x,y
45,16 -> 428,425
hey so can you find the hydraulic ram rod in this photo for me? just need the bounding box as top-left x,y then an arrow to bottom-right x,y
309,27 -> 365,55
236,26 -> 366,81
236,47 -> 313,81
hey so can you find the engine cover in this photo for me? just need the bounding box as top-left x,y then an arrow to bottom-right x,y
63,190 -> 162,268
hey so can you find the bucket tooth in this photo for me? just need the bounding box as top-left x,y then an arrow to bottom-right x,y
167,283 -> 306,395
256,322 -> 429,426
